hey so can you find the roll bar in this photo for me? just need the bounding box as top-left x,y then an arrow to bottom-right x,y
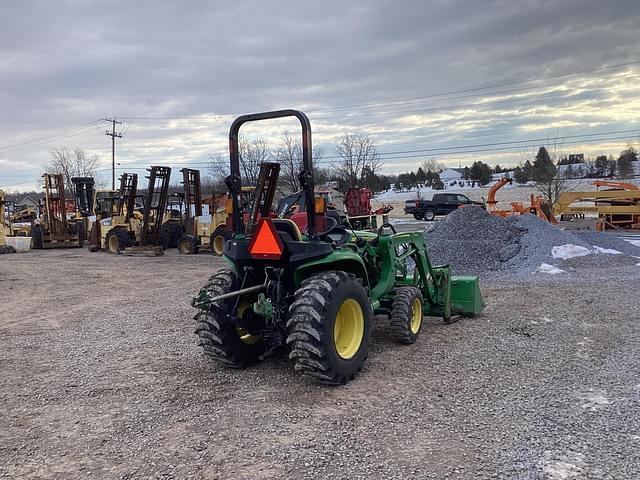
226,109 -> 316,238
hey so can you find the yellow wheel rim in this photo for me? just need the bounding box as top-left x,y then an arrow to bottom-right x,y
410,297 -> 423,334
236,327 -> 261,345
235,299 -> 261,345
213,235 -> 225,255
333,299 -> 364,359
108,235 -> 119,253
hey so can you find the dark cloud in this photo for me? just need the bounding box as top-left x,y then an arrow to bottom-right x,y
1,0 -> 639,189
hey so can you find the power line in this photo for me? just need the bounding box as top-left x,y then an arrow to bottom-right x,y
6,130 -> 635,185
184,128 -> 640,163
101,131 -> 638,172
116,62 -> 640,123
309,60 -> 640,113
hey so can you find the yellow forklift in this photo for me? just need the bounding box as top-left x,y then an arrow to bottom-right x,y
99,166 -> 172,254
176,168 -> 252,255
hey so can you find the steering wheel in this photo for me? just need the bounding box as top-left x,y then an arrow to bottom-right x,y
303,215 -> 338,236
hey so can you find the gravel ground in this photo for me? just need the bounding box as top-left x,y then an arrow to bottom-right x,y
1,248 -> 640,479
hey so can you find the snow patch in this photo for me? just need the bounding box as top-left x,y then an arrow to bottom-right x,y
535,263 -> 565,274
592,245 -> 622,255
624,239 -> 640,248
551,244 -> 591,260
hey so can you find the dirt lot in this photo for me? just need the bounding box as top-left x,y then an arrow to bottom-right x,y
1,249 -> 639,479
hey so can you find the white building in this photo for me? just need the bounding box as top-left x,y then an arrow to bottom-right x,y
439,168 -> 463,182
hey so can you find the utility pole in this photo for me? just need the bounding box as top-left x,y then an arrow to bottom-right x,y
104,118 -> 123,190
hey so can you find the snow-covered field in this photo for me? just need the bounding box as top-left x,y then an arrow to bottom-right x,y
374,177 -> 640,216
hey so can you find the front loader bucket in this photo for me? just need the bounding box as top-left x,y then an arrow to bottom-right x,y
450,276 -> 484,316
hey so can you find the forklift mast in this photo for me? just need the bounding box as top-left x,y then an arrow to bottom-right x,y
117,173 -> 139,219
71,177 -> 95,217
141,166 -> 171,246
42,173 -> 69,236
180,168 -> 202,235
246,162 -> 281,235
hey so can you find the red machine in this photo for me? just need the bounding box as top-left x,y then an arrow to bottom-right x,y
344,187 -> 393,217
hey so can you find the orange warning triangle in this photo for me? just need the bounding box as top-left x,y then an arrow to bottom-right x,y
248,218 -> 284,259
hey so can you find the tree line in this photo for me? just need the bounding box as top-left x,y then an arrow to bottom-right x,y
513,146 -> 638,185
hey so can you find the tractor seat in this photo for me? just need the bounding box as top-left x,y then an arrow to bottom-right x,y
271,219 -> 303,241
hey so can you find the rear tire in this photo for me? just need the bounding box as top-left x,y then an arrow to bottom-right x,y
30,225 -> 44,249
210,225 -> 231,256
390,287 -> 424,344
423,209 -> 436,221
105,228 -> 133,254
193,269 -> 266,368
178,234 -> 198,254
287,271 -> 372,385
413,213 -> 422,220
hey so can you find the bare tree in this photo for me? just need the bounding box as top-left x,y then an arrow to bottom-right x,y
522,136 -> 572,206
47,147 -> 99,187
334,133 -> 382,188
274,131 -> 325,194
420,158 -> 444,174
208,135 -> 271,187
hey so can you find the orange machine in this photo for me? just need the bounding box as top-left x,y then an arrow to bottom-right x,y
486,176 -> 557,223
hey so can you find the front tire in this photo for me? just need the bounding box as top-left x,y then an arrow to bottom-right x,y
178,234 -> 198,254
105,228 -> 133,254
160,221 -> 183,249
72,222 -> 86,247
210,225 -> 231,256
287,271 -> 372,385
390,287 -> 424,344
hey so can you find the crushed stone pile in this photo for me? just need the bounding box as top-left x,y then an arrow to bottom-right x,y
422,206 -> 635,277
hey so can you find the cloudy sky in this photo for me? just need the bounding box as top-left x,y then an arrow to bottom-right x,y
1,0 -> 640,191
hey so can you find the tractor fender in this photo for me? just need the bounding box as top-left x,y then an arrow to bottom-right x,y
293,251 -> 370,288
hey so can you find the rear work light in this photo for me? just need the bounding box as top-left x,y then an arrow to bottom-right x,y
248,218 -> 284,260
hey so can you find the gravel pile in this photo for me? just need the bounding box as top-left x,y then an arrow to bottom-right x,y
424,207 -> 639,278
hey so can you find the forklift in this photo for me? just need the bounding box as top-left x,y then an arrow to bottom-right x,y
100,166 -> 172,254
31,173 -> 84,249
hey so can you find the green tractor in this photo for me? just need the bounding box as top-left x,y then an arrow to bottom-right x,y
192,110 -> 483,384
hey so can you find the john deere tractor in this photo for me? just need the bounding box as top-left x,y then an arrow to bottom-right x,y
192,110 -> 483,384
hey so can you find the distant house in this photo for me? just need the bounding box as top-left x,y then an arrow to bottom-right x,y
16,196 -> 39,210
439,168 -> 463,182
